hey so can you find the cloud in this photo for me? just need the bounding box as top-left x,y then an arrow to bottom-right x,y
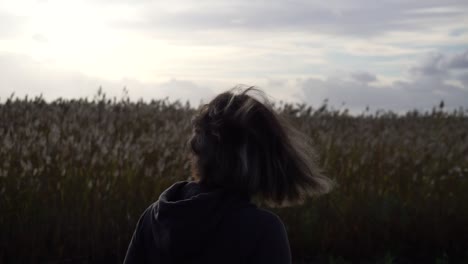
0,52 -> 214,107
447,50 -> 468,69
410,53 -> 447,77
2,48 -> 467,114
1,1 -> 467,115
136,78 -> 215,107
350,71 -> 377,84
301,77 -> 402,112
0,52 -> 114,100
459,73 -> 468,87
301,50 -> 468,114
301,75 -> 467,114
410,50 -> 468,82
110,0 -> 468,38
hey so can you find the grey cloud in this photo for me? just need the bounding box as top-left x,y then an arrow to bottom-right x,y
302,50 -> 468,114
410,50 -> 468,79
111,0 -> 468,37
301,77 -> 403,112
459,72 -> 468,87
301,75 -> 467,114
350,71 -> 377,84
447,51 -> 468,69
410,53 -> 447,77
450,28 -> 468,36
2,44 -> 467,115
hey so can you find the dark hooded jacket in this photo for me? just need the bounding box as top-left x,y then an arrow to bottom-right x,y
123,181 -> 291,264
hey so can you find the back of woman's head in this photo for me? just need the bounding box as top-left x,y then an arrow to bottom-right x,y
188,86 -> 335,207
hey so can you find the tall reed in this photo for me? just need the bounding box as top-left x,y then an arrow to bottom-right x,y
1,92 -> 467,263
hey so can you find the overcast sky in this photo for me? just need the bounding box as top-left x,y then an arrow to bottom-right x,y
1,0 -> 467,114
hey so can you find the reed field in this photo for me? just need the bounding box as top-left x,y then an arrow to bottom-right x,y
1,91 -> 467,263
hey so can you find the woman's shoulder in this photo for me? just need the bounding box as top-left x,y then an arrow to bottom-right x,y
229,206 -> 291,263
231,205 -> 286,231
247,206 -> 283,221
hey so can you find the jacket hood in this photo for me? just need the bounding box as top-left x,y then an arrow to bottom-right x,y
149,181 -> 254,261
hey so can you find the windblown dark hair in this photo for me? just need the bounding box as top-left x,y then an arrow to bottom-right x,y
187,86 -> 335,207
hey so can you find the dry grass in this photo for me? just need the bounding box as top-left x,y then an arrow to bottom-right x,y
1,91 -> 467,263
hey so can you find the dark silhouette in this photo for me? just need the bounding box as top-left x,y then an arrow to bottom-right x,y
123,87 -> 335,263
